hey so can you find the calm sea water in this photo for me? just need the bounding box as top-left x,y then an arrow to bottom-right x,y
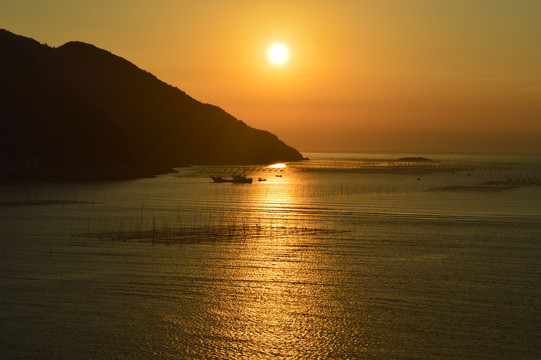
1,152 -> 540,359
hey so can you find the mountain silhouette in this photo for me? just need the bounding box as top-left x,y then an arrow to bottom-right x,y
0,29 -> 303,180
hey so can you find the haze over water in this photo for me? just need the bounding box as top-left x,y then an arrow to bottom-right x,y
1,152 -> 540,359
2,1 -> 540,154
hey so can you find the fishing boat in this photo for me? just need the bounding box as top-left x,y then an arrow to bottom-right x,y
211,175 -> 253,184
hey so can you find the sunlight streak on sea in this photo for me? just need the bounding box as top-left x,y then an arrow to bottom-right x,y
1,152 -> 540,359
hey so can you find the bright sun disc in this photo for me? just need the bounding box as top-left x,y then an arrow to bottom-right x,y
269,44 -> 288,64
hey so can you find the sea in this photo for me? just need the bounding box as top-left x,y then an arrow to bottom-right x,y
1,151 -> 540,359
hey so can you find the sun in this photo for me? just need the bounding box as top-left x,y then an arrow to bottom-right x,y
268,43 -> 288,65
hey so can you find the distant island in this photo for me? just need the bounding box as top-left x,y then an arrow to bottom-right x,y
0,29 -> 304,181
396,157 -> 433,162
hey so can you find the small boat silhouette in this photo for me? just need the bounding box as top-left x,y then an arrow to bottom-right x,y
211,175 -> 253,184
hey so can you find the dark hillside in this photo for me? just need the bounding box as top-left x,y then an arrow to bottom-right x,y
0,29 -> 303,180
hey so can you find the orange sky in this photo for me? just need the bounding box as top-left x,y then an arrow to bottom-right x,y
2,0 -> 540,153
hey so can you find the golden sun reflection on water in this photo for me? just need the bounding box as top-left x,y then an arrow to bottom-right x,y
186,170 -> 355,358
268,163 -> 287,169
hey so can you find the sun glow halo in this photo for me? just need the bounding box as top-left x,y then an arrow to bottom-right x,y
268,44 -> 288,64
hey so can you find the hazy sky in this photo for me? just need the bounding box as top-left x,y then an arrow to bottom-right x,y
2,0 -> 540,153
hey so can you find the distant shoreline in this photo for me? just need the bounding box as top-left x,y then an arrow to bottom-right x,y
0,165 -> 175,183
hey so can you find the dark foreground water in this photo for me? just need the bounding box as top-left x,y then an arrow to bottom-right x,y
1,152 -> 540,359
